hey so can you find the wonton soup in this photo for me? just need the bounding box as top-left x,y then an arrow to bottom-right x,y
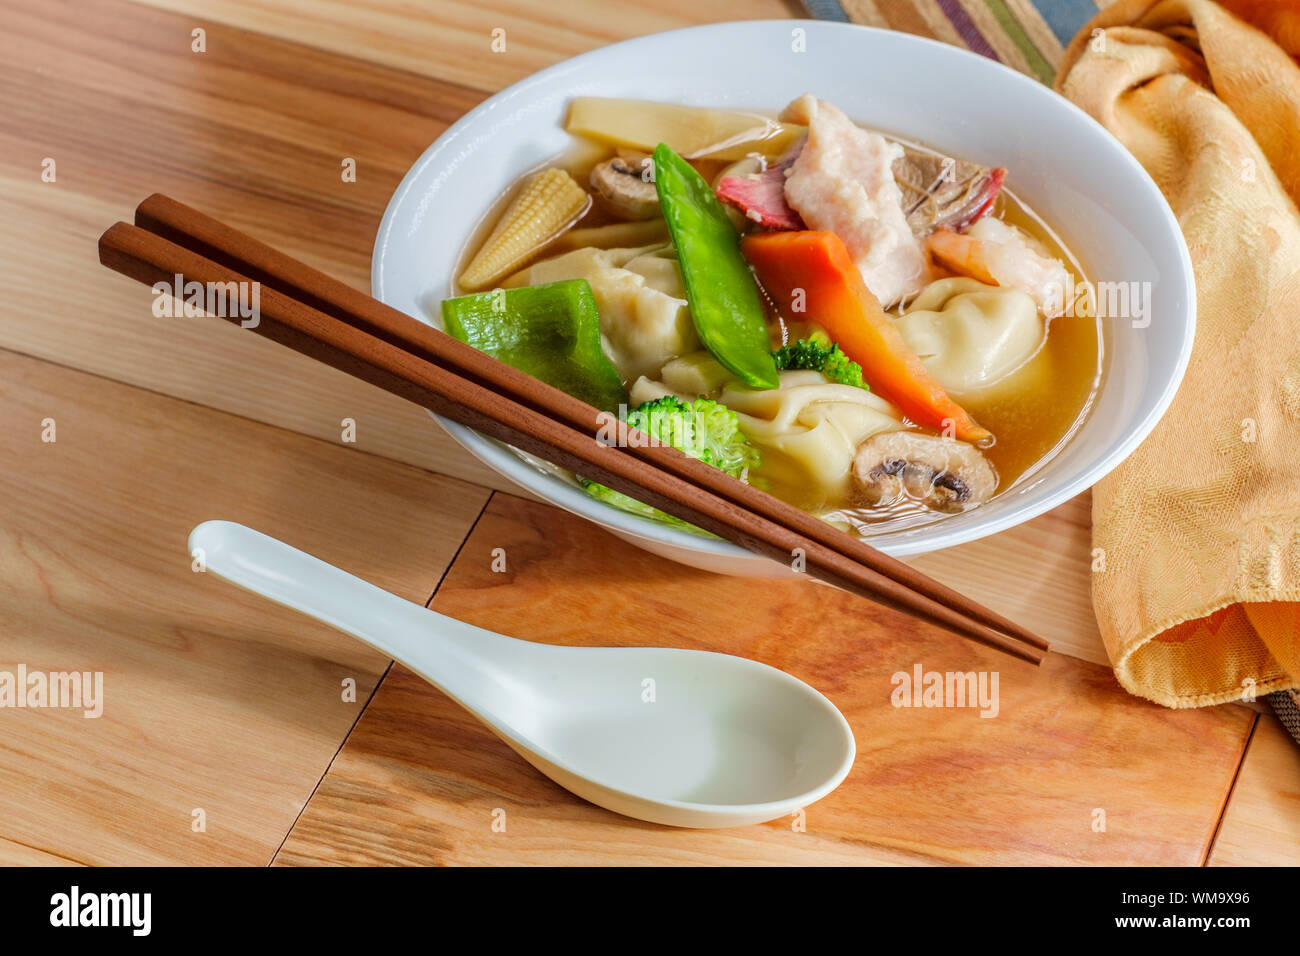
442,94 -> 1102,538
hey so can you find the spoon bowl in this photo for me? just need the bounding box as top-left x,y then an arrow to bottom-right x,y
188,521 -> 855,827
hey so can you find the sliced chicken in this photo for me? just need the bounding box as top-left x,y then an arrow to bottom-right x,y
779,95 -> 930,307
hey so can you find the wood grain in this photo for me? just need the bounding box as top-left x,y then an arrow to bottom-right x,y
0,0 -> 1113,662
6,0 -> 1284,866
0,349 -> 489,864
0,0 -> 791,492
0,0 -> 513,491
1209,714 -> 1300,866
907,492 -> 1103,664
131,0 -> 804,93
0,839 -> 83,867
275,493 -> 1251,866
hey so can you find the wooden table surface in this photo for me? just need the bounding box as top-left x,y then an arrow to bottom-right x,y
3,0 -> 1296,865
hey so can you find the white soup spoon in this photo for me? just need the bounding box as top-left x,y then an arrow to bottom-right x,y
188,521 -> 855,828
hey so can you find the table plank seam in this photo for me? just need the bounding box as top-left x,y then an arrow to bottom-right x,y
262,493 -> 1260,864
266,660 -> 395,867
13,0 -> 1282,864
0,836 -> 89,867
269,492 -> 491,864
424,492 -> 495,610
1203,711 -> 1261,866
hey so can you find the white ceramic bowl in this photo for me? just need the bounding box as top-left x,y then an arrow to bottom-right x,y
373,19 -> 1195,575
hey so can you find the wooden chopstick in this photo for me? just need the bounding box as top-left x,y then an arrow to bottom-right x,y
132,194 -> 1050,658
99,210 -> 1048,665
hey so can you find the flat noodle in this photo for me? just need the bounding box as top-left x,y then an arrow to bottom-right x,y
721,371 -> 903,507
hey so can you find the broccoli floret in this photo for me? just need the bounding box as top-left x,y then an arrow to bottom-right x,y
579,396 -> 759,531
772,332 -> 869,390
626,396 -> 759,477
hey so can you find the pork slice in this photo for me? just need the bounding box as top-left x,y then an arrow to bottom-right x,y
893,149 -> 1005,236
715,146 -> 806,231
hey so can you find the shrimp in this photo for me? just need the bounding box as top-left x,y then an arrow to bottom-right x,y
927,217 -> 1070,316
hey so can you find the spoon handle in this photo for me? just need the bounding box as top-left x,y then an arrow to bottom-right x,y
187,520 -> 543,715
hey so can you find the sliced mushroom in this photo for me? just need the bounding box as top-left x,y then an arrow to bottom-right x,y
589,155 -> 661,220
852,432 -> 997,514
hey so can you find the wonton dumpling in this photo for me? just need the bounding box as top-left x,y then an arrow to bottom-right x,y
721,371 -> 903,502
509,244 -> 701,382
895,277 -> 1043,394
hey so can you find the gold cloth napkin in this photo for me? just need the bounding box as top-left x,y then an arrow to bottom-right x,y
1057,0 -> 1300,706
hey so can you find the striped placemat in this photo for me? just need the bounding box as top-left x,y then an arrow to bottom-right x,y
802,0 -> 1108,84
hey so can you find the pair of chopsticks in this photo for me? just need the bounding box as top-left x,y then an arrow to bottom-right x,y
98,194 -> 1049,665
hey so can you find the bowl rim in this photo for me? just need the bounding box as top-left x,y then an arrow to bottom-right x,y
373,18 -> 1196,560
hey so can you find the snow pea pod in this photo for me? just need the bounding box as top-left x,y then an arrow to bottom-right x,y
652,144 -> 779,390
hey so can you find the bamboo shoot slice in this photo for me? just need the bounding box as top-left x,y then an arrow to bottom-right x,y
566,98 -> 804,161
548,218 -> 669,254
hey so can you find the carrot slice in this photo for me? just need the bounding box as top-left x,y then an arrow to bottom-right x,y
741,230 -> 990,443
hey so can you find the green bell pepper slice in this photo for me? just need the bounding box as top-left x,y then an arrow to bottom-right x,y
652,143 -> 779,389
440,279 -> 628,412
